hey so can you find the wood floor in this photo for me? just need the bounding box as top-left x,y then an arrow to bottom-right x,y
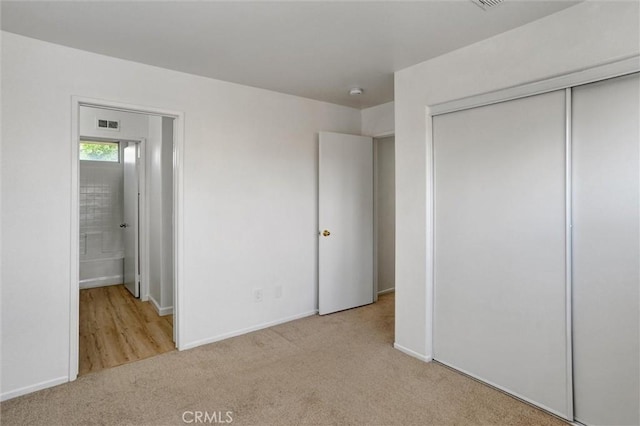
79,285 -> 175,375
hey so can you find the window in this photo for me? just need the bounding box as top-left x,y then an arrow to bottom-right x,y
80,140 -> 120,162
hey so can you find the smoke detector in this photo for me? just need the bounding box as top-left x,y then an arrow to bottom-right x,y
471,0 -> 504,10
349,88 -> 364,96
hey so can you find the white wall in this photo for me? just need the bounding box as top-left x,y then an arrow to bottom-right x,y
0,32 -> 361,399
393,0 -> 640,359
375,136 -> 395,294
361,101 -> 394,137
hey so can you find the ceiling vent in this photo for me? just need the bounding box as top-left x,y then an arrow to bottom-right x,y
471,0 -> 505,10
97,119 -> 120,131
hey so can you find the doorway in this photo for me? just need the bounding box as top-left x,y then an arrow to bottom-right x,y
373,135 -> 395,300
72,101 -> 183,377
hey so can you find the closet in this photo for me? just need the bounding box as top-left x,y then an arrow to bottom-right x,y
431,71 -> 639,425
572,73 -> 639,425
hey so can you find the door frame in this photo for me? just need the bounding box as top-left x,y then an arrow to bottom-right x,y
371,131 -> 394,302
70,96 -> 185,381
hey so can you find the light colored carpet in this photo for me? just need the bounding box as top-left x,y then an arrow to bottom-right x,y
1,293 -> 565,425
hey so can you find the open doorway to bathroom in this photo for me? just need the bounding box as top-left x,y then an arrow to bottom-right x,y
77,105 -> 176,375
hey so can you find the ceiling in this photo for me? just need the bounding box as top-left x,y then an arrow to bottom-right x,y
1,1 -> 579,109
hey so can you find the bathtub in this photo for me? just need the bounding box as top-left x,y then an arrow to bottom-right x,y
79,231 -> 124,289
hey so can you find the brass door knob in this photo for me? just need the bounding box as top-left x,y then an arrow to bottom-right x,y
322,230 -> 331,237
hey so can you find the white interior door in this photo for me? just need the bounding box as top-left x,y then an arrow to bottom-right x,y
319,132 -> 373,315
572,73 -> 639,426
432,90 -> 571,418
123,142 -> 140,297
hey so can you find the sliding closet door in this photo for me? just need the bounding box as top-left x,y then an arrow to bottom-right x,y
572,73 -> 640,426
433,90 -> 570,418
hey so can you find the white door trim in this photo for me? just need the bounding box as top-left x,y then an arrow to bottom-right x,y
137,138 -> 148,301
371,130 -> 395,138
70,96 -> 185,381
373,139 -> 379,303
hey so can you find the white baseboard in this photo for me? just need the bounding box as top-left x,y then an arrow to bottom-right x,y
79,275 -> 122,289
148,295 -> 173,316
1,376 -> 68,402
393,342 -> 432,362
377,287 -> 395,295
182,310 -> 318,351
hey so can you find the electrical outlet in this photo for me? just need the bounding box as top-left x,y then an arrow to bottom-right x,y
275,285 -> 282,299
253,288 -> 263,302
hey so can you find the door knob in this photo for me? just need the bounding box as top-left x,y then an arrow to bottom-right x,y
120,223 -> 129,228
322,230 -> 331,237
